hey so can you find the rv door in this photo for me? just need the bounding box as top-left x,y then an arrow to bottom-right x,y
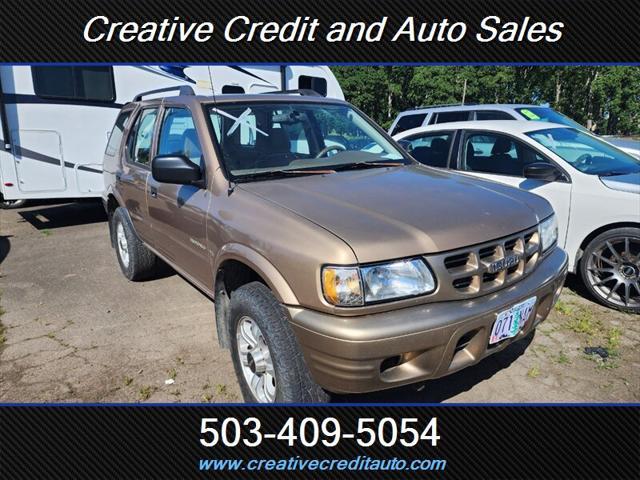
12,130 -> 66,192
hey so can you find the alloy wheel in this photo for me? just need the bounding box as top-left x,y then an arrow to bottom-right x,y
236,316 -> 276,403
586,236 -> 640,309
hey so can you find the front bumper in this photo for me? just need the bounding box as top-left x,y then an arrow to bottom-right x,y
287,247 -> 568,394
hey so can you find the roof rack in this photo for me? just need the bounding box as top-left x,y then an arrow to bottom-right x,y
133,85 -> 195,102
408,102 -> 478,110
261,89 -> 324,97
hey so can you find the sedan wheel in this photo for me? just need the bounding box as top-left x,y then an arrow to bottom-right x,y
584,232 -> 640,311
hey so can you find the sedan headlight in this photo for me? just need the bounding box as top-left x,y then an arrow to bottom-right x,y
322,258 -> 436,307
539,214 -> 558,252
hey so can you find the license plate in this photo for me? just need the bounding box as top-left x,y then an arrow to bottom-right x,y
490,297 -> 536,345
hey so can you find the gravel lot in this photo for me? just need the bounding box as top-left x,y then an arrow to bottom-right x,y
1,201 -> 638,403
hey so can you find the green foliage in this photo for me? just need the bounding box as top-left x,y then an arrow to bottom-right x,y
332,66 -> 640,135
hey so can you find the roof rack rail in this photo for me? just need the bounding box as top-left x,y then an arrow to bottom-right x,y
409,102 -> 478,110
133,85 -> 195,102
262,89 -> 323,97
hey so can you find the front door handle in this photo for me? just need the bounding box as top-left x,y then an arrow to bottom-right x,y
149,186 -> 158,198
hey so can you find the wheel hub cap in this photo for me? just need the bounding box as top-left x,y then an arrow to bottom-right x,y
620,264 -> 638,280
236,316 -> 276,402
586,236 -> 640,308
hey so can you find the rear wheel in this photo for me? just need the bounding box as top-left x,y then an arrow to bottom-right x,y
0,194 -> 26,209
112,207 -> 158,281
580,227 -> 640,313
228,282 -> 329,403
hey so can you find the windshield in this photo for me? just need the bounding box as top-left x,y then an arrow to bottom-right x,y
527,127 -> 640,176
516,107 -> 589,132
207,102 -> 409,180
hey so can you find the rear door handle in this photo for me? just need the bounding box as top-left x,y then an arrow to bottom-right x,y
149,186 -> 158,198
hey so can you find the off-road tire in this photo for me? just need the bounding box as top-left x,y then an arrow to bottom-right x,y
228,282 -> 329,403
112,207 -> 158,281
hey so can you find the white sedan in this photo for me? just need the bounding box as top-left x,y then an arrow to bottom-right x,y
394,121 -> 640,313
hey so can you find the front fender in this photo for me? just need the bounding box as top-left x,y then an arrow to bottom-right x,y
214,243 -> 299,306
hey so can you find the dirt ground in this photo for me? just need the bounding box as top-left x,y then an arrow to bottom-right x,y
1,201 -> 638,403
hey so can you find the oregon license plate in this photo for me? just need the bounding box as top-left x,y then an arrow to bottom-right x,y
489,297 -> 536,345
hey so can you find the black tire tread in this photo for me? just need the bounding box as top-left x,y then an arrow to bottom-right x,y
112,207 -> 157,281
228,282 -> 329,403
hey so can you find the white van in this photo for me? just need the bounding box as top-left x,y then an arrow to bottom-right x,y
0,65 -> 343,208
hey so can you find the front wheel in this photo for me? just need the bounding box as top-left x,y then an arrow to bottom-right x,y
580,227 -> 640,313
228,282 -> 329,403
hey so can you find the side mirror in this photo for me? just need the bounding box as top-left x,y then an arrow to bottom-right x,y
151,155 -> 202,185
523,162 -> 563,182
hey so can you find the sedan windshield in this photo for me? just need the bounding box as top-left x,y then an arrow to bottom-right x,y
528,127 -> 640,176
207,102 -> 409,180
516,107 -> 589,132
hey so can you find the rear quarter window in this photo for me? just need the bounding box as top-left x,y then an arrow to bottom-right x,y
391,113 -> 428,135
105,111 -> 132,158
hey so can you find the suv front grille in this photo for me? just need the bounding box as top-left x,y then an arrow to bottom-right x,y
432,226 -> 541,299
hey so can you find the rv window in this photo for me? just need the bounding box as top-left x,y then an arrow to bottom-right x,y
158,108 -> 203,167
105,111 -> 132,158
298,76 -> 328,96
32,66 -> 115,102
222,85 -> 245,94
127,108 -> 158,166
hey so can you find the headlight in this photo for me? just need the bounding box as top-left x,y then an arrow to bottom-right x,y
322,258 -> 436,307
322,267 -> 363,306
539,214 -> 558,252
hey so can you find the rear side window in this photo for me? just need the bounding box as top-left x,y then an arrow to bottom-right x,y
475,110 -> 515,121
126,108 -> 158,166
158,108 -> 203,167
403,132 -> 453,168
105,111 -> 131,157
32,66 -> 115,102
430,111 -> 470,124
391,114 -> 428,135
298,76 -> 327,96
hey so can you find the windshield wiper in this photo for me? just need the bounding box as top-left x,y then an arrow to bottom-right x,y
333,161 -> 406,171
233,168 -> 335,182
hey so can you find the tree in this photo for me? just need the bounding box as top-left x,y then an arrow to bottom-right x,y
332,66 -> 640,135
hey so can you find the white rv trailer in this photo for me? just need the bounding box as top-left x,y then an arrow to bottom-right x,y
0,65 -> 343,208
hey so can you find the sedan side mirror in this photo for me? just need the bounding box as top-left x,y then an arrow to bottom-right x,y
523,162 -> 563,182
152,155 -> 202,185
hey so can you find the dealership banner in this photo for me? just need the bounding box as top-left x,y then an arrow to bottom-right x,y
1,405 -> 638,478
0,0 -> 638,63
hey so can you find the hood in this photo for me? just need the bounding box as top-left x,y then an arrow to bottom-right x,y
600,172 -> 640,194
240,165 -> 551,263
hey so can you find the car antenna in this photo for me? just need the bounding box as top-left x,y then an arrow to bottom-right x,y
207,67 -> 236,195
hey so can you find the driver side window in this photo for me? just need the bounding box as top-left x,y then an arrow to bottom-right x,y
463,132 -> 550,177
158,108 -> 203,168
